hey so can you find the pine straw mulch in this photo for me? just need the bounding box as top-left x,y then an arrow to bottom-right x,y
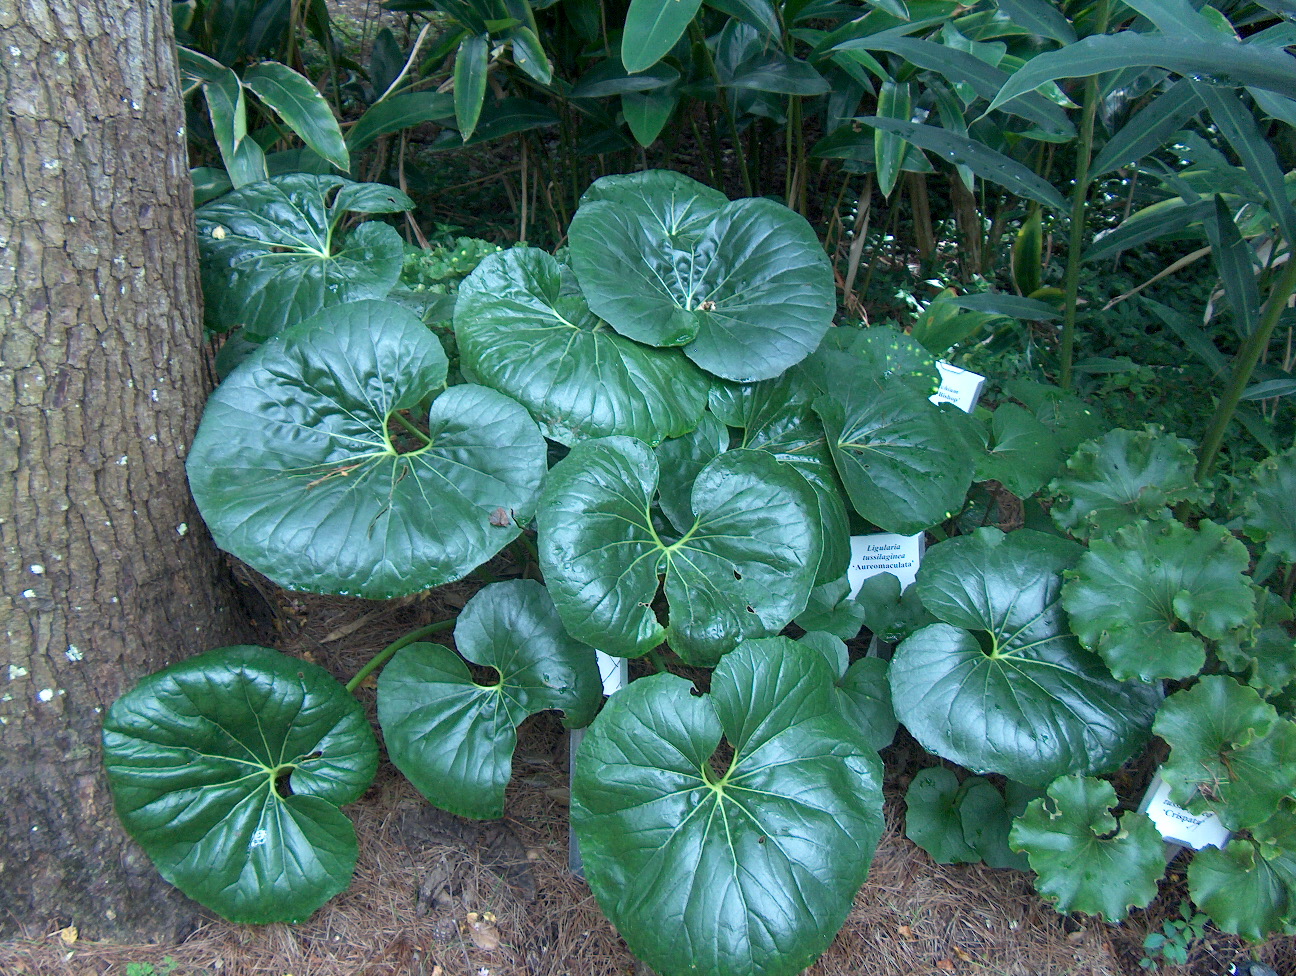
3,573 -> 1294,976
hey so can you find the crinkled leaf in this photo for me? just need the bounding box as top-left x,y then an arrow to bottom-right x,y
571,638 -> 884,976
195,174 -> 413,339
1189,838 -> 1296,941
454,248 -> 709,447
976,403 -> 1063,498
891,529 -> 1161,785
569,170 -> 834,381
1009,776 -> 1163,921
103,646 -> 377,924
1063,519 -> 1255,682
816,384 -> 974,535
1243,448 -> 1296,563
905,768 -> 979,864
1049,426 -> 1206,540
1219,588 -> 1296,696
378,581 -> 601,820
187,300 -> 547,598
1155,676 -> 1296,829
538,437 -> 820,664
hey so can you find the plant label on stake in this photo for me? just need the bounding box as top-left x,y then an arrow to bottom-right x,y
847,533 -> 926,596
1137,770 -> 1231,853
932,362 -> 987,413
571,652 -> 629,877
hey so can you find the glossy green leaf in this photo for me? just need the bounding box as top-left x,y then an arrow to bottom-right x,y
346,91 -> 455,152
798,325 -> 940,398
569,170 -> 835,382
571,638 -> 885,976
856,118 -> 1069,211
989,32 -> 1296,111
1155,676 -> 1296,830
816,382 -> 971,535
454,248 -> 709,447
722,376 -> 850,584
891,529 -> 1162,785
905,768 -> 979,863
1048,426 -> 1206,540
572,59 -> 681,97
1219,588 -> 1296,696
242,61 -> 349,171
187,300 -> 547,599
1243,448 -> 1296,563
454,34 -> 490,140
1189,837 -> 1296,941
839,656 -> 898,751
704,0 -> 779,37
959,777 -> 1028,870
506,26 -> 552,84
623,88 -> 678,146
103,645 -> 377,924
1063,520 -> 1255,682
654,411 -> 729,534
795,575 -> 869,640
994,0 -> 1076,43
1082,197 -> 1215,264
1009,776 -> 1164,921
180,47 -> 267,187
537,437 -> 821,664
1002,379 -> 1106,458
1203,194 -> 1262,338
975,403 -> 1063,498
874,81 -> 912,198
378,580 -> 601,819
622,0 -> 702,73
195,173 -> 413,339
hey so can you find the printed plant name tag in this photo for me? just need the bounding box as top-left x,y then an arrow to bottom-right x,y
596,650 -> 628,696
847,532 -> 925,597
1137,770 -> 1231,850
932,362 -> 987,413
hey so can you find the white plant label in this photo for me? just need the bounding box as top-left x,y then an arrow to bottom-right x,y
932,361 -> 986,413
596,650 -> 628,696
1138,770 -> 1231,850
847,532 -> 925,597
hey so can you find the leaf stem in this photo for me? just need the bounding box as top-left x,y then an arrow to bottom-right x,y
345,618 -> 456,694
389,410 -> 432,446
1058,0 -> 1111,390
1195,252 -> 1296,479
645,648 -> 667,673
689,23 -> 752,196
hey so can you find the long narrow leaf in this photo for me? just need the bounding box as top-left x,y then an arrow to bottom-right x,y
622,0 -> 703,73
951,292 -> 1061,320
988,32 -> 1296,112
454,34 -> 490,141
704,0 -> 780,37
994,0 -> 1076,44
1203,195 -> 1262,338
346,91 -> 455,152
874,82 -> 911,197
242,62 -> 349,171
1083,197 -> 1215,263
1193,82 -> 1296,251
860,37 -> 1074,137
1090,78 -> 1201,176
1242,377 -> 1296,400
858,117 -> 1069,210
1140,297 -> 1228,375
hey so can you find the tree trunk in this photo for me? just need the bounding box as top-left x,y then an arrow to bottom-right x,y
0,0 -> 251,941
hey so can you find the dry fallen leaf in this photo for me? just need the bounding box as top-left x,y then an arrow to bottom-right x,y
953,947 -> 972,963
466,911 -> 501,951
897,924 -> 915,940
935,960 -> 956,972
49,925 -> 76,945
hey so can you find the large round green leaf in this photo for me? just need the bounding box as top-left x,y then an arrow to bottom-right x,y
187,300 -> 547,598
571,638 -> 884,976
1189,836 -> 1296,941
1063,519 -> 1255,682
1009,776 -> 1164,921
816,383 -> 973,536
905,768 -> 979,864
1154,676 -> 1296,830
1048,426 -> 1207,540
103,646 -> 378,924
539,437 -> 820,664
196,173 -> 413,339
720,376 -> 851,584
454,248 -> 709,446
568,170 -> 834,382
890,529 -> 1162,786
377,580 -> 601,820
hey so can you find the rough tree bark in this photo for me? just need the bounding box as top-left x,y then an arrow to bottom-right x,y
0,0 -> 251,941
